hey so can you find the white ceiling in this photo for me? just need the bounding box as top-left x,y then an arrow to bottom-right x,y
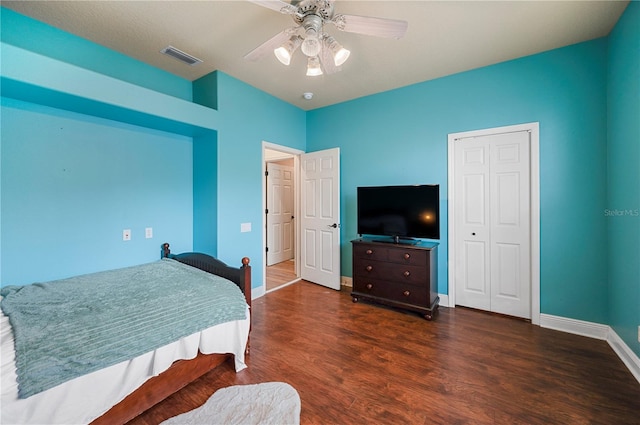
3,1 -> 629,110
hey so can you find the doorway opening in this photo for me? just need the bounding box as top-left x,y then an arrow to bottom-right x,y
262,143 -> 342,295
264,143 -> 302,293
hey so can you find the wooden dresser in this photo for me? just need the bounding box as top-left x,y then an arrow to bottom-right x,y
351,239 -> 439,320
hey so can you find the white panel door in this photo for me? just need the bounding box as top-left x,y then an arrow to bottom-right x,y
454,131 -> 531,319
300,148 -> 341,290
454,140 -> 492,311
489,132 -> 531,318
266,162 -> 294,266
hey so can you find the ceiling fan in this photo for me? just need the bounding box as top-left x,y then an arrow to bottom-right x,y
245,0 -> 408,76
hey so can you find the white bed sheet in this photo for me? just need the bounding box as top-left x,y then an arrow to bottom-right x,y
1,305 -> 250,425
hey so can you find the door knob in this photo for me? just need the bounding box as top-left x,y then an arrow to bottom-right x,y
328,223 -> 338,228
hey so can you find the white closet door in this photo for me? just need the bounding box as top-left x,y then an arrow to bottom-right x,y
488,132 -> 531,318
454,131 -> 531,319
454,138 -> 492,311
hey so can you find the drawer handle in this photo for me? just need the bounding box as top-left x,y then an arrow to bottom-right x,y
366,249 -> 373,255
404,253 -> 410,260
403,290 -> 410,297
366,265 -> 373,272
403,271 -> 410,277
366,283 -> 373,290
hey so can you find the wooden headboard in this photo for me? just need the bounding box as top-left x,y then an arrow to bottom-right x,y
161,243 -> 251,307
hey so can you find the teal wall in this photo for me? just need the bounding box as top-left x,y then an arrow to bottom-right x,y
192,73 -> 219,256
214,72 -> 306,275
0,7 -> 200,286
1,98 -> 193,285
308,38 -> 610,324
607,1 -> 640,357
192,131 -> 218,256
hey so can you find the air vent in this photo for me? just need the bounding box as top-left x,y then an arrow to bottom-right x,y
160,45 -> 203,66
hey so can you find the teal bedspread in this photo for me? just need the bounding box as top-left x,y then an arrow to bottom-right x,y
0,258 -> 248,399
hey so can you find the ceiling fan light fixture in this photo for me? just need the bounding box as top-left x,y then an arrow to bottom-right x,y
274,35 -> 302,66
306,56 -> 323,76
247,0 -> 408,78
333,47 -> 350,66
301,14 -> 323,57
301,32 -> 321,57
274,46 -> 291,65
325,35 -> 350,67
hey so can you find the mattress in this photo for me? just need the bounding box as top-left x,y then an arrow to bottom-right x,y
0,304 -> 250,424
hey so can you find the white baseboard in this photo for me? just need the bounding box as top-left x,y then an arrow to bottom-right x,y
252,285 -> 265,300
341,276 -> 353,287
540,313 -> 640,384
438,293 -> 450,307
539,313 -> 609,339
607,328 -> 640,384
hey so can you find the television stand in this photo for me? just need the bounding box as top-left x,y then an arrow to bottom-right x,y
351,239 -> 439,320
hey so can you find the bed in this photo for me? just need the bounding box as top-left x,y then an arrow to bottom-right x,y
0,243 -> 251,425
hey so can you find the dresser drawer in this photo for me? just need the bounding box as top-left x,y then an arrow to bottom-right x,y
353,278 -> 429,306
353,259 -> 427,286
387,248 -> 427,266
352,244 -> 388,261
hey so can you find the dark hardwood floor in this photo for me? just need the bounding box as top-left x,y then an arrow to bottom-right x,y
128,281 -> 640,425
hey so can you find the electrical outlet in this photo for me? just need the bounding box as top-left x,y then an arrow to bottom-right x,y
122,229 -> 131,241
145,227 -> 153,239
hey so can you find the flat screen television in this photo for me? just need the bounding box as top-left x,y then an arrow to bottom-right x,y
357,184 -> 440,242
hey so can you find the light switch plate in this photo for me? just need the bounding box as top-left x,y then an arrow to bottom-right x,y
123,229 -> 131,241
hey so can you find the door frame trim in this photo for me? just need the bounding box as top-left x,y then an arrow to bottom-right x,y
262,141 -> 304,296
447,122 -> 540,325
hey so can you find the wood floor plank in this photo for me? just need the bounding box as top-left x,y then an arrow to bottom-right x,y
266,260 -> 297,291
128,281 -> 640,425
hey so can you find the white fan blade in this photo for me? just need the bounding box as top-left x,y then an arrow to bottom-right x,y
331,14 -> 408,39
244,28 -> 296,62
247,0 -> 297,15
